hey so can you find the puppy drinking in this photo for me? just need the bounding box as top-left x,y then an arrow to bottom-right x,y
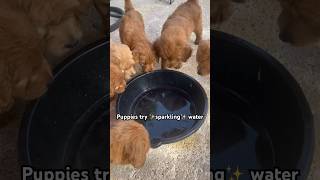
154,0 -> 202,69
119,0 -> 157,72
196,40 -> 210,76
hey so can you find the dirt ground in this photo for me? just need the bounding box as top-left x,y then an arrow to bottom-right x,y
0,7 -> 103,180
110,0 -> 211,180
213,0 -> 320,179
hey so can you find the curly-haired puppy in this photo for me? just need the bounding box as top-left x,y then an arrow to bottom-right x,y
110,98 -> 150,168
110,42 -> 136,80
196,40 -> 210,76
110,63 -> 126,98
278,0 -> 320,46
0,6 -> 52,113
154,0 -> 202,69
119,0 -> 157,72
16,0 -> 83,59
211,0 -> 320,46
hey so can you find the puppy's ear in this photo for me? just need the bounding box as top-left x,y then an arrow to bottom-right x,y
0,64 -> 14,113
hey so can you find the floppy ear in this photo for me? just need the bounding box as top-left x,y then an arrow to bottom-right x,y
0,64 -> 14,113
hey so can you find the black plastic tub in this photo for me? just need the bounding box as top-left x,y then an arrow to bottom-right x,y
19,40 -> 108,175
212,31 -> 314,180
117,70 -> 208,148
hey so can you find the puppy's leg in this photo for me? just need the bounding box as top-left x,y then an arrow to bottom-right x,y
211,0 -> 232,25
194,15 -> 203,45
161,60 -> 167,69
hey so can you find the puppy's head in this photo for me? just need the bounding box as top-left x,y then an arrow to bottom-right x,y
41,15 -> 83,58
278,0 -> 320,46
154,38 -> 192,69
110,63 -> 126,98
24,0 -> 83,57
110,121 -> 150,168
133,44 -> 157,73
111,42 -> 136,80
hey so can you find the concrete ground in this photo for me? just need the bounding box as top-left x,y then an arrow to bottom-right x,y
0,7 -> 103,180
110,0 -> 211,179
213,0 -> 320,179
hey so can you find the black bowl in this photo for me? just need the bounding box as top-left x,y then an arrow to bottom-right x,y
110,6 -> 124,32
212,31 -> 314,180
19,40 -> 108,174
117,70 -> 208,148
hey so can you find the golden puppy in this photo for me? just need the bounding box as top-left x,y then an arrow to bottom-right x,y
278,0 -> 320,46
211,0 -> 320,46
15,0 -> 83,58
110,98 -> 150,168
154,0 -> 202,69
0,5 -> 52,113
119,0 -> 157,72
110,42 -> 136,80
110,63 -> 126,98
196,40 -> 210,76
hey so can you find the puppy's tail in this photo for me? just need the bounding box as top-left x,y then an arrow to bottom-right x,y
125,0 -> 135,12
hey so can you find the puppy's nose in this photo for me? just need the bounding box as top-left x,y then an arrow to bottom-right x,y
64,40 -> 79,49
279,32 -> 292,43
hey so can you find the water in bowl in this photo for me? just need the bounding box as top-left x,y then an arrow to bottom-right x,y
133,88 -> 199,145
213,84 -> 275,172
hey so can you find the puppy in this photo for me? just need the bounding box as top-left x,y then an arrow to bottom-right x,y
0,5 -> 52,113
119,0 -> 157,72
110,98 -> 150,168
196,40 -> 210,76
154,0 -> 202,69
211,0 -> 320,46
278,0 -> 320,46
15,0 -> 83,59
110,63 -> 126,98
110,42 -> 136,80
